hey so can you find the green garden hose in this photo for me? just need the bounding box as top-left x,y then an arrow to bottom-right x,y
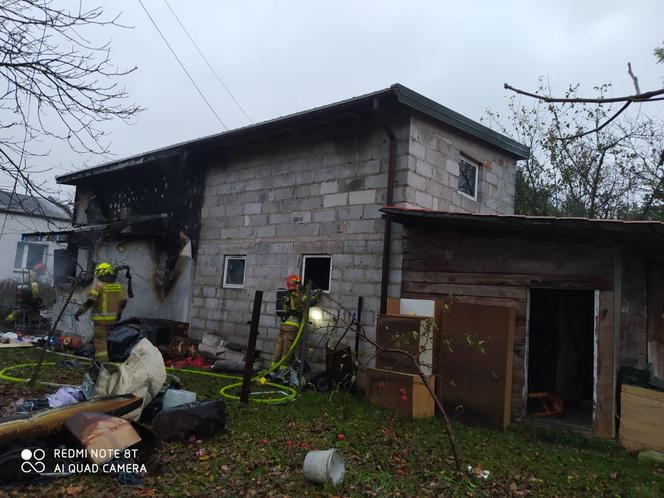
0,311 -> 308,404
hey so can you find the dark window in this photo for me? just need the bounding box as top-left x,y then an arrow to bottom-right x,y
223,256 -> 246,288
458,159 -> 478,199
26,244 -> 46,269
14,242 -> 46,269
14,243 -> 25,269
302,255 -> 331,292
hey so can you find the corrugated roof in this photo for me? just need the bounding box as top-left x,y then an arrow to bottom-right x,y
57,84 -> 529,185
0,189 -> 70,221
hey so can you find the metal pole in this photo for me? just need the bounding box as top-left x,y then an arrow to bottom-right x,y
354,296 -> 363,359
240,290 -> 263,403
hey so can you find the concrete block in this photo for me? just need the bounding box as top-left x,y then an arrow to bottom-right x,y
406,171 -> 427,191
244,202 -> 262,215
257,225 -> 276,238
354,254 -> 379,266
337,205 -> 363,220
446,159 -> 459,176
344,239 -> 366,253
411,141 -> 426,159
299,197 -> 323,210
269,187 -> 293,201
341,178 -> 365,192
416,159 -> 433,178
358,159 -> 381,175
291,211 -> 311,224
415,190 -> 433,209
320,181 -> 338,195
323,192 -> 348,207
347,220 -> 375,234
349,189 -> 376,205
365,173 -> 388,189
362,205 -> 382,219
294,184 -> 310,198
312,208 -> 336,223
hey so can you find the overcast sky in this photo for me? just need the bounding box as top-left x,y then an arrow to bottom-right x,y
7,0 -> 664,198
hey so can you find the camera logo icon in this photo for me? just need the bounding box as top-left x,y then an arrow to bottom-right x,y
20,448 -> 46,474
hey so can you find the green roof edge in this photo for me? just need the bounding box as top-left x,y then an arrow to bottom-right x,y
391,84 -> 530,160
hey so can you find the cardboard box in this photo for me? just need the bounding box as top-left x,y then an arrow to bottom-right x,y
66,412 -> 141,464
364,367 -> 436,418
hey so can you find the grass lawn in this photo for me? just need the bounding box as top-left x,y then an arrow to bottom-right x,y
0,347 -> 663,497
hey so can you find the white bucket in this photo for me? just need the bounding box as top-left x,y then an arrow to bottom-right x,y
303,449 -> 345,486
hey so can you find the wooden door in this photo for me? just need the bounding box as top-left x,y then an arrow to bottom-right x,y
435,302 -> 516,430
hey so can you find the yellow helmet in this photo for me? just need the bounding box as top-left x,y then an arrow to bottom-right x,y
94,262 -> 114,277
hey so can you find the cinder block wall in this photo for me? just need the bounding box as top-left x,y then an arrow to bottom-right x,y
191,115 -> 410,365
402,114 -> 517,214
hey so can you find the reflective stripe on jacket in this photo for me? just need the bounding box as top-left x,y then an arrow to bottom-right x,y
90,281 -> 127,322
282,289 -> 308,328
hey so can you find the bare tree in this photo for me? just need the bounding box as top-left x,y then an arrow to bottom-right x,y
0,0 -> 140,215
504,42 -> 664,155
487,44 -> 664,219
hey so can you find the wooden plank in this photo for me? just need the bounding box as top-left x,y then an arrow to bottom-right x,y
620,424 -> 664,452
621,403 -> 664,426
402,282 -> 527,300
594,290 -> 615,438
622,384 -> 664,402
0,343 -> 33,349
403,258 -> 612,278
404,270 -> 612,290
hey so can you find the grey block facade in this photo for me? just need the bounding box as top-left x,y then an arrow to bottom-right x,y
190,112 -> 518,363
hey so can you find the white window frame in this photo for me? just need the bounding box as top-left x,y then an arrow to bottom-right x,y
222,255 -> 246,289
301,254 -> 332,293
458,159 -> 479,201
14,242 -> 47,271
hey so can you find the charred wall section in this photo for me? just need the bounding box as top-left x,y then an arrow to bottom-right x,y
73,153 -> 205,257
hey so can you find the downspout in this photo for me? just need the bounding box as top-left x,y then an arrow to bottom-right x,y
374,98 -> 397,315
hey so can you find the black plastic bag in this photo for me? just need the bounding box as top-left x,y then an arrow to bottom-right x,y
106,324 -> 142,362
152,400 -> 225,441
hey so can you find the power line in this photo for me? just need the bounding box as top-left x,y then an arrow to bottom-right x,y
162,0 -> 252,124
137,0 -> 228,130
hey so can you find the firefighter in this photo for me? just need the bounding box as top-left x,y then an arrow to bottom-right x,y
74,262 -> 127,359
272,274 -> 316,367
4,262 -> 47,327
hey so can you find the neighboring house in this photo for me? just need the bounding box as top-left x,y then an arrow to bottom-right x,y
49,84 -> 528,350
0,189 -> 70,285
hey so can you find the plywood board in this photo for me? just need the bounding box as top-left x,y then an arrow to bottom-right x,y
0,342 -> 34,348
620,384 -> 664,452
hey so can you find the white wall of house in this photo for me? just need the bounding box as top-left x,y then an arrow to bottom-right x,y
0,212 -> 69,283
55,237 -> 194,340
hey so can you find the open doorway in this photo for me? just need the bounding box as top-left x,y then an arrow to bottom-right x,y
527,289 -> 595,428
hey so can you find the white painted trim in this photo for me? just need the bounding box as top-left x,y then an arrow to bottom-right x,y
457,159 -> 478,201
222,255 -> 246,289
